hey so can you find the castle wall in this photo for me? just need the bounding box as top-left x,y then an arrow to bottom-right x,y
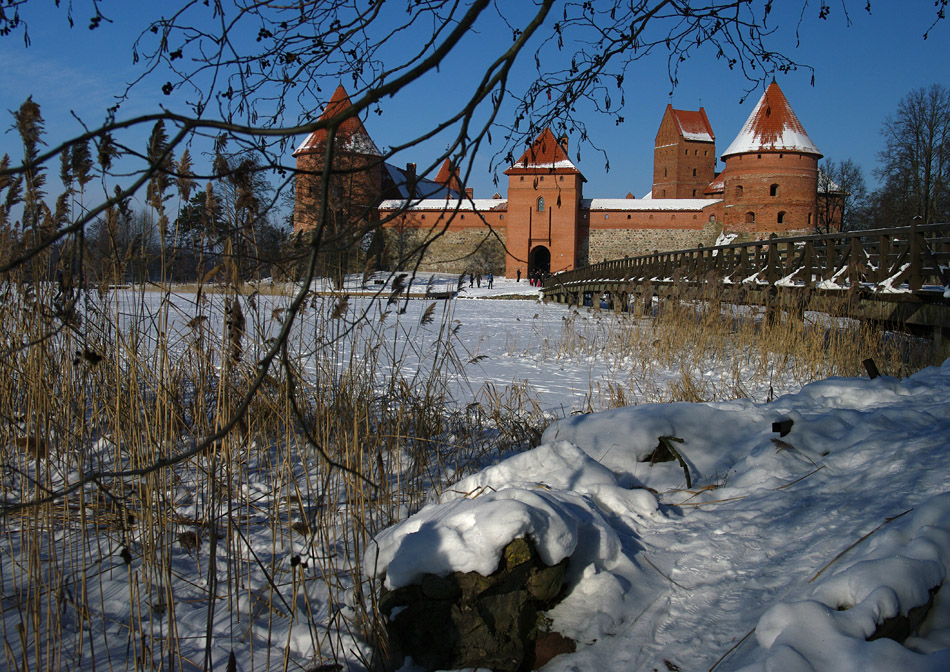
380,209 -> 507,274
586,211 -> 720,262
720,152 -> 819,235
294,151 -> 382,234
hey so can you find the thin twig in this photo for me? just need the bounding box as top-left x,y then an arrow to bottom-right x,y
808,507 -> 914,583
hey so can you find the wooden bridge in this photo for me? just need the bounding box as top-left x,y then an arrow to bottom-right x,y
541,222 -> 950,349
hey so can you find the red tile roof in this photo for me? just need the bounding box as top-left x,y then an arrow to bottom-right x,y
435,158 -> 463,193
505,128 -> 580,174
704,171 -> 725,195
670,107 -> 715,143
721,82 -> 821,158
293,85 -> 381,157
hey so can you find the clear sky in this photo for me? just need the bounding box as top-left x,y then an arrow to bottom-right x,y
1,1 -> 948,212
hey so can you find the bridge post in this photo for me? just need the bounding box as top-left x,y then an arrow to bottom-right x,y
765,285 -> 778,328
933,326 -> 950,361
910,217 -> 922,291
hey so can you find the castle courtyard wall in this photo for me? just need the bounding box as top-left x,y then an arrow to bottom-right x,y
380,209 -> 507,274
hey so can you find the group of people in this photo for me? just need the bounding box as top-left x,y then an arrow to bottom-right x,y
463,268 -> 549,289
467,272 -> 493,289
514,268 -> 547,286
527,269 -> 546,287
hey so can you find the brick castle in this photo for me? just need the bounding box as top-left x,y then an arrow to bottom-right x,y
294,81 -> 836,279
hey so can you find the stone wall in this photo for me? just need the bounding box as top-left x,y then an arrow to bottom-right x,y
382,226 -> 507,274
587,220 -> 721,262
380,537 -> 574,672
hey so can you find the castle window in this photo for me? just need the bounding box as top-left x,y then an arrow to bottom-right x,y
604,214 -> 609,220
694,150 -> 698,156
770,184 -> 779,197
704,150 -> 708,156
500,214 -> 504,220
520,176 -> 524,182
664,168 -> 668,177
735,185 -> 744,199
421,215 -> 426,220
559,176 -> 564,181
757,154 -> 762,159
627,214 -> 631,219
662,189 -> 667,198
537,197 -> 545,212
709,214 -> 717,222
777,211 -> 786,224
746,211 -> 755,224
540,176 -> 545,182
692,168 -> 697,177
685,149 -> 689,155
692,189 -> 697,197
808,213 -> 813,227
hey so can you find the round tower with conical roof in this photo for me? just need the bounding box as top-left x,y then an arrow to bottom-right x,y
719,82 -> 822,235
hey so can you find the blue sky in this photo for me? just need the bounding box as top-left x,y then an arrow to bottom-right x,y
1,1 -> 947,212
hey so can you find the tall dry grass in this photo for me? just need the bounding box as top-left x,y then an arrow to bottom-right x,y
0,274 -> 547,671
0,271 -> 941,672
541,285 -> 941,411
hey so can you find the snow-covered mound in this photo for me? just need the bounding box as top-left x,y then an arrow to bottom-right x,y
738,493 -> 950,671
367,362 -> 950,670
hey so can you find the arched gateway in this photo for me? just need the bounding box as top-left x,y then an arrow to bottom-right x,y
529,245 -> 551,277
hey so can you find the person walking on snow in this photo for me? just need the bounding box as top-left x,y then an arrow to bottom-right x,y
487,272 -> 494,289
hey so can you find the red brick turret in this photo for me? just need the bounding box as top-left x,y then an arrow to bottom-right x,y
293,85 -> 382,235
717,82 -> 821,235
653,105 -> 716,199
504,129 -> 585,277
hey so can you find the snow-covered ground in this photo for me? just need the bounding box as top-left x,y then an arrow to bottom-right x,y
373,347 -> 950,670
2,275 -> 947,671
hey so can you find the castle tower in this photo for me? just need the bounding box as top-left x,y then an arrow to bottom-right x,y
718,81 -> 822,234
653,105 -> 716,199
434,158 -> 464,195
504,129 -> 585,278
293,85 -> 383,235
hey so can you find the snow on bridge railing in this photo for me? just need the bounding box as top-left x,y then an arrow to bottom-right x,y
543,222 -> 950,295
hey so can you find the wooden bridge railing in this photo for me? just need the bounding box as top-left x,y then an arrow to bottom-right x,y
543,222 -> 950,297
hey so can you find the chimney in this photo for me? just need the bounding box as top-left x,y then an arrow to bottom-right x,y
406,162 -> 416,197
465,187 -> 474,199
559,134 -> 569,154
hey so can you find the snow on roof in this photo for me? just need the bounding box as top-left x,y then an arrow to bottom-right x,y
583,198 -> 719,211
721,82 -> 821,159
705,172 -> 725,194
671,107 -> 715,143
378,198 -> 507,212
293,84 -> 382,157
817,170 -> 845,194
505,128 -> 580,174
